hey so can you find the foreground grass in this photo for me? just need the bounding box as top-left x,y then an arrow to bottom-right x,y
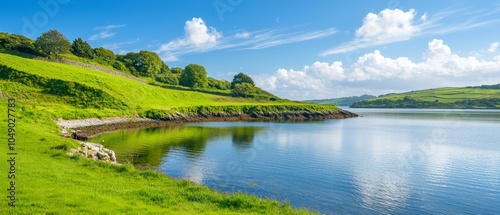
0,53 -> 327,214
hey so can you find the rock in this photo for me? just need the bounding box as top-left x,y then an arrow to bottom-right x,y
67,142 -> 119,164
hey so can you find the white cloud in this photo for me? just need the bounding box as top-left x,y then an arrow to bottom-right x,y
102,39 -> 140,54
421,13 -> 428,22
322,9 -> 423,55
89,24 -> 126,41
89,31 -> 115,41
235,32 -> 250,38
159,17 -> 222,52
258,39 -> 500,100
322,7 -> 500,56
96,24 -> 127,30
185,17 -> 222,46
355,9 -> 418,40
488,42 -> 499,52
157,17 -> 336,61
244,28 -> 337,50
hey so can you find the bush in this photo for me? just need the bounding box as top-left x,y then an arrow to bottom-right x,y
208,77 -> 230,90
155,73 -> 179,85
0,32 -> 41,56
112,61 -> 127,71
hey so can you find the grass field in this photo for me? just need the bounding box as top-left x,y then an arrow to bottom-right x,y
351,86 -> 500,108
371,87 -> 500,102
0,52 -> 333,214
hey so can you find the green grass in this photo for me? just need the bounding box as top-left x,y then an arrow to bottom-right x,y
0,53 -> 335,119
351,87 -> 500,108
0,52 -> 333,214
372,87 -> 500,102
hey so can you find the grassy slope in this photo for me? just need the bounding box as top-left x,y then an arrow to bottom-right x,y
0,53 -> 335,118
0,53 -> 330,214
352,87 -> 500,108
372,87 -> 500,102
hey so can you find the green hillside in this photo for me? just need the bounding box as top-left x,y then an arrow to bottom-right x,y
0,50 -> 335,214
351,85 -> 500,108
306,95 -> 375,106
0,53 -> 336,118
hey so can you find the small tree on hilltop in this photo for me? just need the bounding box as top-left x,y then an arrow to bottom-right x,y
231,72 -> 254,89
179,64 -> 208,88
94,47 -> 116,61
35,29 -> 71,58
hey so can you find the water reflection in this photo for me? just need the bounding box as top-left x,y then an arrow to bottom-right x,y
91,125 -> 264,167
231,127 -> 260,149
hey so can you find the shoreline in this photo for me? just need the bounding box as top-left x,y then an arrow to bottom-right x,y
58,109 -> 359,138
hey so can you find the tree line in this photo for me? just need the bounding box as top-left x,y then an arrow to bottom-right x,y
0,30 -> 278,100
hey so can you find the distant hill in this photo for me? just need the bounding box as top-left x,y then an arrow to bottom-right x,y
351,84 -> 500,109
307,94 -> 375,106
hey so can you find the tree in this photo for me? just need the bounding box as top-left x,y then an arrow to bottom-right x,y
0,33 -> 40,56
179,64 -> 208,88
231,72 -> 254,89
232,83 -> 256,98
118,50 -> 167,77
94,47 -> 115,61
35,29 -> 71,58
155,61 -> 178,85
171,67 -> 183,74
71,38 -> 93,59
208,77 -> 230,90
112,61 -> 127,71
155,73 -> 179,85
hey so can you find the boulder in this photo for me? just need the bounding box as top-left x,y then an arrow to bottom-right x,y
67,142 -> 119,164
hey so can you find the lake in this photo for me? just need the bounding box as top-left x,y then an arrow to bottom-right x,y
91,109 -> 500,214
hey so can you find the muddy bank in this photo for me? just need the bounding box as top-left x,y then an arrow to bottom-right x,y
58,109 -> 358,138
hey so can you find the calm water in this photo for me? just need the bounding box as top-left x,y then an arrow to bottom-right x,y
92,109 -> 500,214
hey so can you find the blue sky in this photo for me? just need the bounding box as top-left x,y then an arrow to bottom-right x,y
1,0 -> 500,100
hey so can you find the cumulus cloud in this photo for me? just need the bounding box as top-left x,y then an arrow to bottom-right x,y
355,9 -> 419,40
488,42 -> 499,53
89,24 -> 126,41
258,39 -> 500,100
159,18 -> 222,51
157,17 -> 336,61
322,7 -> 500,55
322,9 -> 423,55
